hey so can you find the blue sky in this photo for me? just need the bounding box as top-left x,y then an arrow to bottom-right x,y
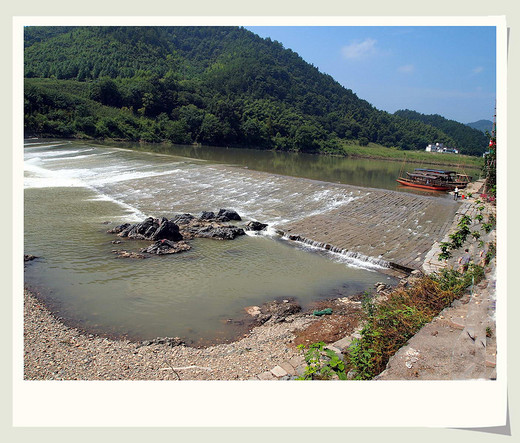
245,26 -> 496,124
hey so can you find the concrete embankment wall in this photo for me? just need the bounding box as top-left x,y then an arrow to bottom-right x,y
279,186 -> 460,271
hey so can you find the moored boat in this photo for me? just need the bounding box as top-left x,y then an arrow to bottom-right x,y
396,168 -> 471,191
396,174 -> 454,191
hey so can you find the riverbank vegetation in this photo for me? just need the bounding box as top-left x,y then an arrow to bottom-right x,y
344,265 -> 484,380
346,196 -> 494,380
339,141 -> 483,168
24,26 -> 489,158
297,265 -> 485,380
298,192 -> 496,380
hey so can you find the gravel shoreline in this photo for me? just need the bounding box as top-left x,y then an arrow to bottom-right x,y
24,288 -> 320,380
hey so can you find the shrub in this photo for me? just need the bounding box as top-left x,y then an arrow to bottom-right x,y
296,342 -> 347,380
345,266 -> 484,380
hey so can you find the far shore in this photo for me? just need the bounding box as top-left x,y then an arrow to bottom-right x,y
26,135 -> 484,170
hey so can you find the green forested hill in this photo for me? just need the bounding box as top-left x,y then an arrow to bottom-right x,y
394,109 -> 489,156
466,119 -> 493,134
24,26 -> 484,156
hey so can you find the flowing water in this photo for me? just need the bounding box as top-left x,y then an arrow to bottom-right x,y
23,139 -> 413,344
94,140 -> 481,194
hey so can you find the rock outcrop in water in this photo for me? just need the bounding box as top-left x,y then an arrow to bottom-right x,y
107,209 -> 248,256
115,217 -> 183,242
141,240 -> 191,255
245,221 -> 268,232
216,208 -> 242,222
170,210 -> 246,240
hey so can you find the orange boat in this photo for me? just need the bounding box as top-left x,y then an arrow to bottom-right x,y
397,176 -> 452,191
396,169 -> 469,191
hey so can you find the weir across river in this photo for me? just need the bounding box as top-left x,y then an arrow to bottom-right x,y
188,164 -> 461,273
275,181 -> 460,272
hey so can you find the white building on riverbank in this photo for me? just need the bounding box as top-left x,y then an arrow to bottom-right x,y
425,143 -> 459,154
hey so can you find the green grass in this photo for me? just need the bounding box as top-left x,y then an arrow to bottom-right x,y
339,141 -> 484,169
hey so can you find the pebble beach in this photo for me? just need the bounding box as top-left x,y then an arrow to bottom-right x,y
23,288 -> 318,380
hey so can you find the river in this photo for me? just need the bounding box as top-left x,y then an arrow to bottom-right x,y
24,139 -> 473,345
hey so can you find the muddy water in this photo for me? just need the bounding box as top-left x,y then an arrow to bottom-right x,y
24,140 -> 397,344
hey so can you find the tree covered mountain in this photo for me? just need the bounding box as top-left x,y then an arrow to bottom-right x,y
466,119 -> 493,134
24,26 -> 485,156
394,109 -> 489,156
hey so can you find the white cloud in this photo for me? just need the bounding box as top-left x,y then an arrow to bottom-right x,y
398,64 -> 415,73
341,38 -> 377,59
472,66 -> 484,74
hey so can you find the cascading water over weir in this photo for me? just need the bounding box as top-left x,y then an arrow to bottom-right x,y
23,139 -> 459,344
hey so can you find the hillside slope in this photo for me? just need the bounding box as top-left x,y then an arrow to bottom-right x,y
466,119 -> 493,134
24,26 -> 480,155
394,109 -> 488,156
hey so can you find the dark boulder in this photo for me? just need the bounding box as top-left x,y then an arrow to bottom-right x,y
144,224 -> 158,238
245,221 -> 268,232
107,223 -> 130,234
141,240 -> 191,255
150,219 -> 183,242
171,213 -> 195,226
217,209 -> 242,222
194,225 -> 246,240
198,211 -> 216,220
117,217 -> 183,242
120,217 -> 155,239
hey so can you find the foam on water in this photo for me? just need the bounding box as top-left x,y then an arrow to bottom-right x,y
42,151 -> 112,162
281,235 -> 389,271
93,168 -> 180,186
24,162 -> 88,188
24,140 -> 378,260
85,194 -> 148,222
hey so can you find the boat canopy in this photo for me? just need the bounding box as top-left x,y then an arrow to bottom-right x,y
414,168 -> 457,175
407,172 -> 446,180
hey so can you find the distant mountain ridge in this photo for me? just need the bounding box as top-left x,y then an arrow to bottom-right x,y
24,26 -> 485,156
466,119 -> 493,134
